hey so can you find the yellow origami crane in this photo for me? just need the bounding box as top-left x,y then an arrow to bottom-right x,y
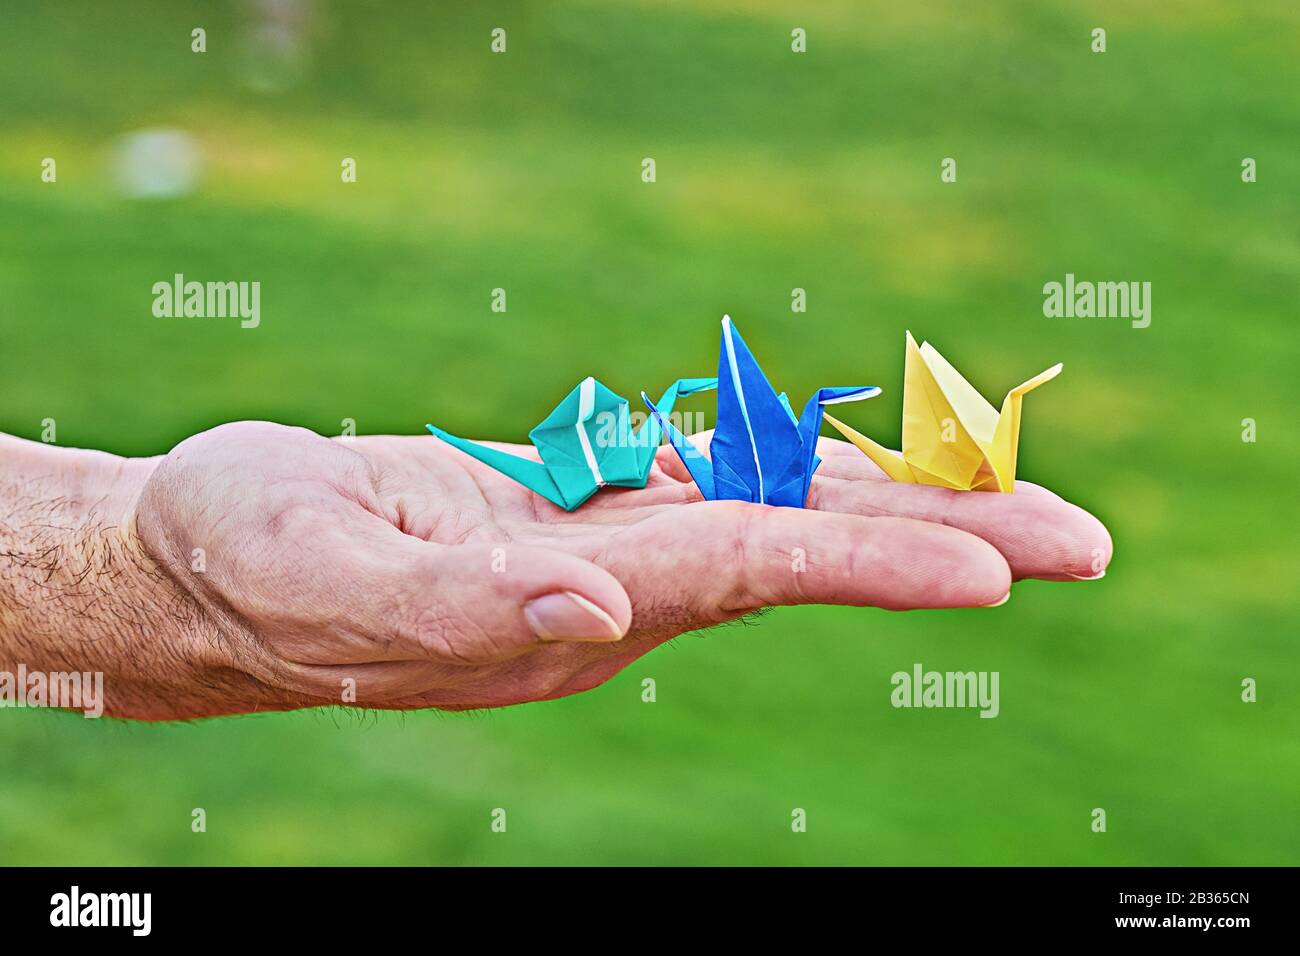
822,332 -> 1062,493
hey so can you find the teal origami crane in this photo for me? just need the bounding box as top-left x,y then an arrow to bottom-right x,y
644,316 -> 881,508
427,376 -> 717,511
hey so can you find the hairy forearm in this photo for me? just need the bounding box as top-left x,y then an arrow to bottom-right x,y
0,435 -> 256,718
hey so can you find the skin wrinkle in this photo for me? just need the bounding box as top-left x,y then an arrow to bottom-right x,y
721,504 -> 761,614
436,463 -> 503,544
454,511 -> 498,547
416,614 -> 482,666
134,500 -> 298,705
791,543 -> 822,606
572,520 -> 678,630
142,511 -> 242,642
360,460 -> 408,529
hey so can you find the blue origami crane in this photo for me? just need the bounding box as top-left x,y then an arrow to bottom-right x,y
644,316 -> 881,508
427,376 -> 717,511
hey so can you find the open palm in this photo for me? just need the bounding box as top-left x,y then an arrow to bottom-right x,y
135,422 -> 1110,714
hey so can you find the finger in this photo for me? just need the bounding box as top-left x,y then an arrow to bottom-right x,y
654,429 -> 712,484
808,467 -> 1112,581
586,502 -> 1012,638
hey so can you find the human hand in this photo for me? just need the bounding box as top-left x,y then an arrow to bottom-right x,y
118,421 -> 1107,717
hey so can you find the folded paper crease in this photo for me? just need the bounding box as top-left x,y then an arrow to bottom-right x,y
823,331 -> 1060,493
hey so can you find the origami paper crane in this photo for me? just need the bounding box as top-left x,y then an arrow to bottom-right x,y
822,331 -> 1061,493
426,376 -> 717,511
645,316 -> 881,508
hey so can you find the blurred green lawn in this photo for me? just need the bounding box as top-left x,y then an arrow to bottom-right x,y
1,0 -> 1297,864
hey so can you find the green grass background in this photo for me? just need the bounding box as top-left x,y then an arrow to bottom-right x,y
1,0 -> 1297,864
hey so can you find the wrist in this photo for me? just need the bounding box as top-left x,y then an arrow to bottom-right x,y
0,437 -> 222,718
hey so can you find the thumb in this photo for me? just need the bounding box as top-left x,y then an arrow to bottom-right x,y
339,521 -> 633,665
